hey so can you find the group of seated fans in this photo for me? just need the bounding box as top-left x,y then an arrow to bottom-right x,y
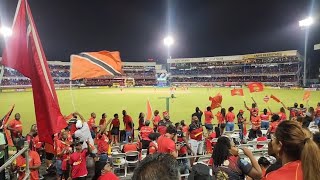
1,100 -> 320,180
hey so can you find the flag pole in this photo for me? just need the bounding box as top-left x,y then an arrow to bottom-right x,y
69,57 -> 76,111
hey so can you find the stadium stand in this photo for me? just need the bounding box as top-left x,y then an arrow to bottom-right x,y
168,50 -> 302,87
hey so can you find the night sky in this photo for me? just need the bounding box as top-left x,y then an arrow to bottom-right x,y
0,0 -> 320,75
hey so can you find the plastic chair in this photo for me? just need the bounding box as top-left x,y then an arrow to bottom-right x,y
111,153 -> 127,177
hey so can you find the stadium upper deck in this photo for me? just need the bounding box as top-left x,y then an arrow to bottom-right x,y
167,50 -> 302,86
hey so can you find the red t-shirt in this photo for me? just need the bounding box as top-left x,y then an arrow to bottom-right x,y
123,115 -> 133,131
182,125 -> 189,133
8,119 -> 23,137
249,108 -> 259,120
215,112 -> 225,124
111,118 -> 120,127
69,149 -> 88,178
16,151 -> 41,180
140,126 -> 153,141
153,115 -> 161,128
260,113 -> 270,121
157,135 -> 176,154
204,111 -> 213,124
98,172 -> 119,180
266,160 -> 302,180
278,112 -> 287,121
88,117 -> 95,130
269,121 -> 280,133
148,141 -> 158,154
99,118 -> 106,126
97,134 -> 109,154
251,116 -> 261,130
226,112 -> 235,123
123,143 -> 138,153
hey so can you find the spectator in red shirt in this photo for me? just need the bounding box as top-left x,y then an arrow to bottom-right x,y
157,111 -> 172,135
204,106 -> 214,135
69,140 -> 92,179
139,120 -> 154,149
148,133 -> 160,155
123,110 -> 133,143
256,130 -> 267,149
226,107 -> 235,131
152,110 -> 161,132
14,140 -> 41,180
314,102 -> 320,125
98,163 -> 119,180
266,121 -> 320,180
96,132 -> 109,162
132,153 -> 180,180
267,114 -> 280,138
122,136 -> 138,153
99,113 -> 107,127
192,107 -> 203,123
7,113 -> 23,147
55,131 -> 72,180
244,99 -> 259,122
88,112 -> 96,138
157,125 -> 180,158
260,108 -> 271,130
109,114 -> 120,146
215,108 -> 226,128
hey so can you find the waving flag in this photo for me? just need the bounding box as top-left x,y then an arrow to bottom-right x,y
70,51 -> 123,80
303,91 -> 311,101
209,93 -> 223,110
248,82 -> 264,93
1,0 -> 67,144
270,94 -> 281,103
263,95 -> 270,103
231,88 -> 244,96
146,100 -> 153,121
1,105 -> 15,146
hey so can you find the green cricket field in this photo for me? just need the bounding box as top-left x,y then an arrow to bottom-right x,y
0,87 -> 318,134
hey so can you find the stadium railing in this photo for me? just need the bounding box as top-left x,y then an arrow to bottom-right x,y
0,141 -> 30,180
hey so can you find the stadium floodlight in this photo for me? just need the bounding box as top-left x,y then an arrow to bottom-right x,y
0,26 -> 13,37
163,36 -> 174,47
299,17 -> 314,27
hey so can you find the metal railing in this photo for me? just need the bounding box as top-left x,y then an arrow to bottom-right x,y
0,141 -> 30,180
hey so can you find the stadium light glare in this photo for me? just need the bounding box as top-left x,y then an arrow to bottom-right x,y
0,26 -> 12,37
163,36 -> 174,47
299,17 -> 314,27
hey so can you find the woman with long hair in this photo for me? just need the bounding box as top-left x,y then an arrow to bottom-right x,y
212,136 -> 262,179
138,112 -> 145,130
216,108 -> 226,128
226,107 -> 235,131
266,120 -> 320,180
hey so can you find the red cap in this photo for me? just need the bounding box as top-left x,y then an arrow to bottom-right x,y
239,110 -> 244,113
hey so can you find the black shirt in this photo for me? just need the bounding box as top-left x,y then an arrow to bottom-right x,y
192,111 -> 203,122
265,159 -> 282,175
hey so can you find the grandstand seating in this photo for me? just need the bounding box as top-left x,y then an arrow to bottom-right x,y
168,50 -> 302,86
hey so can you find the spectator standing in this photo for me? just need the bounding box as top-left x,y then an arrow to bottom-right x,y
88,113 -> 97,139
109,114 -> 120,146
69,140 -> 92,180
157,125 -> 180,158
226,107 -> 235,131
7,113 -> 23,147
122,110 -> 133,143
192,107 -> 203,123
157,111 -> 172,135
237,110 -> 246,141
204,106 -> 214,135
152,110 -> 161,132
139,120 -> 153,149
188,116 -> 204,156
260,108 -> 271,130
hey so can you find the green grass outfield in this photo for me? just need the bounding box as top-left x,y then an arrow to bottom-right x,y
1,87 -> 319,135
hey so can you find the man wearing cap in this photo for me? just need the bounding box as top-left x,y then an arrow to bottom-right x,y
157,111 -> 172,135
73,112 -> 96,153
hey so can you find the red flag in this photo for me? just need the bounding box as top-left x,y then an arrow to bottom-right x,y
1,105 -> 15,147
270,94 -> 281,103
248,82 -> 264,93
303,91 -> 311,101
146,100 -> 152,121
1,0 -> 67,144
231,88 -> 244,96
263,95 -> 270,103
209,93 -> 223,109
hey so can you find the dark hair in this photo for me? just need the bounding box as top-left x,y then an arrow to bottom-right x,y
256,129 -> 262,136
294,103 -> 298,108
213,136 -> 231,166
180,120 -> 186,126
297,116 -> 303,123
166,125 -> 177,135
132,153 -> 180,180
271,114 -> 280,122
114,113 -> 118,118
313,132 -> 320,148
221,108 -> 226,117
148,133 -> 161,141
228,107 -> 234,112
263,108 -> 267,115
174,122 -> 180,128
258,157 -> 270,168
275,121 -> 320,180
252,103 -> 256,108
300,104 -> 304,108
154,110 -> 159,115
102,113 -> 106,118
280,107 -> 285,113
145,120 -> 150,126
196,107 -> 200,112
207,106 -> 211,111
214,127 -> 221,138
